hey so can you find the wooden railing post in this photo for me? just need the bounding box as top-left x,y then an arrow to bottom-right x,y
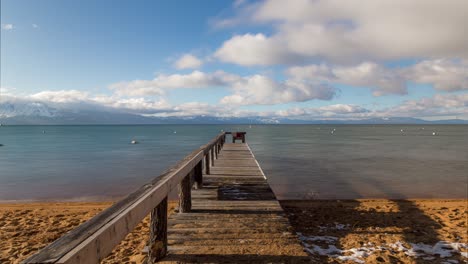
178,171 -> 192,213
205,153 -> 210,174
148,197 -> 168,263
210,147 -> 214,165
194,160 -> 203,189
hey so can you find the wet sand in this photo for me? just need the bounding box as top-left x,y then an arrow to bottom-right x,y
0,200 -> 466,263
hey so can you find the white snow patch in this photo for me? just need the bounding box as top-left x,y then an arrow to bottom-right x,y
389,241 -> 468,258
297,234 -> 467,263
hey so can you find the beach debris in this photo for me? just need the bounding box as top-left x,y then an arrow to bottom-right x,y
131,140 -> 138,144
297,233 -> 468,263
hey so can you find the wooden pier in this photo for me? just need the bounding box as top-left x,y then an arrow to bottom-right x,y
24,132 -> 309,263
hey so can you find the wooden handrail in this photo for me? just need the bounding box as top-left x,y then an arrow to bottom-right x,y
23,132 -> 227,264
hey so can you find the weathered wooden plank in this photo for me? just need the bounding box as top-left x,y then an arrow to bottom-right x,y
163,142 -> 308,262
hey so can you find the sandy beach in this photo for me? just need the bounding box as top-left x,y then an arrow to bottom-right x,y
281,199 -> 467,263
0,200 -> 466,263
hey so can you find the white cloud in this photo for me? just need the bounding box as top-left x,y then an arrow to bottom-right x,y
2,89 -> 467,120
271,93 -> 468,120
220,74 -> 336,105
406,59 -> 468,92
288,62 -> 407,96
29,90 -> 90,103
215,33 -> 300,66
14,90 -> 171,114
378,93 -> 468,118
110,70 -> 336,105
214,0 -> 468,65
174,54 -> 203,69
109,70 -> 238,96
287,59 -> 468,96
1,24 -> 14,30
275,104 -> 370,119
32,24 -> 39,28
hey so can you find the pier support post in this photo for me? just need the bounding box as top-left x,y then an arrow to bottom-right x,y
210,148 -> 214,166
205,153 -> 210,174
178,172 -> 192,213
148,197 -> 167,263
194,160 -> 203,189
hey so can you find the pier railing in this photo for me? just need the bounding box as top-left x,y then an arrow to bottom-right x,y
23,132 -> 230,264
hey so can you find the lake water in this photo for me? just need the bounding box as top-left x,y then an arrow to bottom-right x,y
0,125 -> 467,201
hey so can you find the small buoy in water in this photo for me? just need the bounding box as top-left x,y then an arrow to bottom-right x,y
331,130 -> 334,134
131,140 -> 138,144
0,144 -> 3,147
42,130 -> 46,134
173,130 -> 177,134
333,128 -> 336,131
400,129 -> 404,132
432,132 -> 437,136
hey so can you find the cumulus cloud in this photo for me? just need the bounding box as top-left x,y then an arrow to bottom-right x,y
275,104 -> 370,119
287,59 -> 468,96
215,33 -> 300,65
10,90 -> 172,114
214,0 -> 468,65
110,70 -> 336,105
271,94 -> 468,120
109,70 -> 239,96
288,62 -> 406,96
380,93 -> 468,118
29,90 -> 90,103
2,89 -> 467,120
220,74 -> 336,105
1,24 -> 14,30
406,59 -> 468,92
174,54 -> 203,69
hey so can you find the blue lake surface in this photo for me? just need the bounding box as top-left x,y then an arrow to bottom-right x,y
0,125 -> 467,201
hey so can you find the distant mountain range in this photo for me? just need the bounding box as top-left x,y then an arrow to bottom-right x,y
1,100 -> 467,125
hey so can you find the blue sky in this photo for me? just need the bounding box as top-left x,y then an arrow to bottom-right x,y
1,0 -> 467,120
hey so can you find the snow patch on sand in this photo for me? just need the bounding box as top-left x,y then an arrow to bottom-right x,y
297,233 -> 467,263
